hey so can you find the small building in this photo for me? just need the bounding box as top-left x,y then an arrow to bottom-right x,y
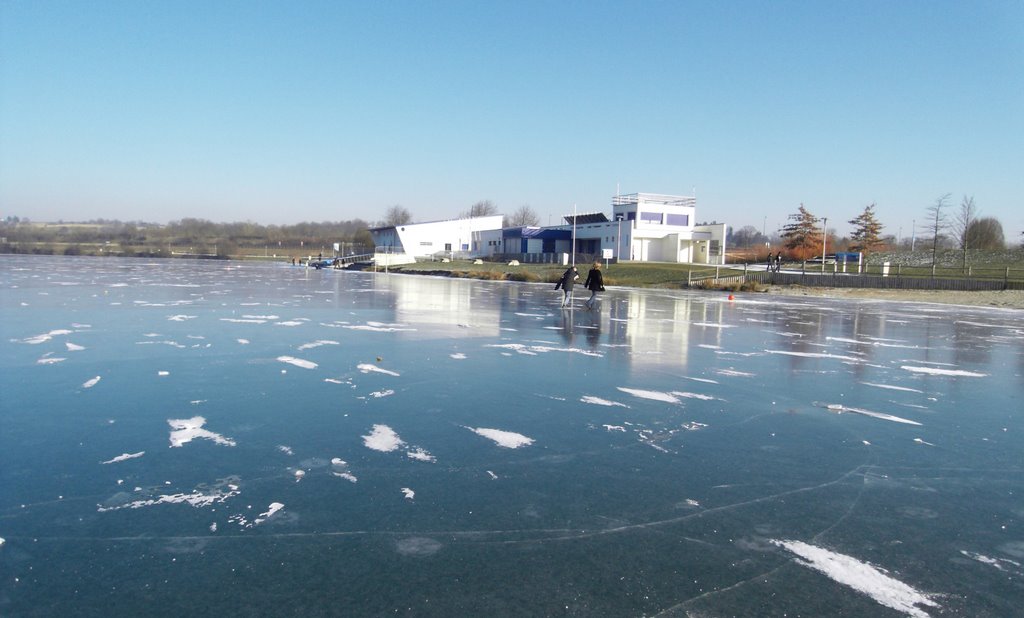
545,193 -> 727,264
369,215 -> 504,262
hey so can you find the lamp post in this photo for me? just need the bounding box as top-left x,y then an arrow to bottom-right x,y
821,217 -> 828,273
616,214 -> 623,264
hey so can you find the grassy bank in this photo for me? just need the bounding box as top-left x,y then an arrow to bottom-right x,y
388,259 -> 749,290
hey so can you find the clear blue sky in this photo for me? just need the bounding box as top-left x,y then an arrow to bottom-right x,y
2,0 -> 1021,239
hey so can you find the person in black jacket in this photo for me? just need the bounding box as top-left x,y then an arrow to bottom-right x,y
554,265 -> 580,307
583,261 -> 605,309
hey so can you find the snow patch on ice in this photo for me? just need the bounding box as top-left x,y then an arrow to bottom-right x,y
101,451 -> 145,464
297,340 -> 339,350
773,539 -> 939,618
66,342 -> 85,351
401,488 -> 415,500
21,329 -> 73,344
818,403 -> 922,426
330,458 -> 358,482
901,365 -> 987,377
168,417 -> 236,448
466,427 -> 535,449
82,376 -> 101,389
344,322 -> 416,332
486,342 -> 603,358
581,395 -> 630,408
407,448 -> 436,463
617,387 -> 680,404
671,391 -> 717,401
358,363 -> 400,376
277,356 -> 318,369
860,382 -> 924,393
716,369 -> 754,377
363,424 -> 405,452
767,350 -> 864,362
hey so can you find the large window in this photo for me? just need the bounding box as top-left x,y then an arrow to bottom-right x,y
666,214 -> 689,226
640,212 -> 662,223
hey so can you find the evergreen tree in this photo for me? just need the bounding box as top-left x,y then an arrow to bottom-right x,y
847,203 -> 884,253
780,204 -> 821,259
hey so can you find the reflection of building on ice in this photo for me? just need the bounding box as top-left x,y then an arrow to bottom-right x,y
382,275 -> 502,338
617,291 -> 728,374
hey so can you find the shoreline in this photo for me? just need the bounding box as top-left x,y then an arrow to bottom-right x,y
760,285 -> 1024,310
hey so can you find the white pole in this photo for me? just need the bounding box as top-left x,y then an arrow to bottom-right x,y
571,203 -> 577,267
821,217 -> 828,272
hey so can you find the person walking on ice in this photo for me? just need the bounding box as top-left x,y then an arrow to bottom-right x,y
583,261 -> 605,310
554,265 -> 579,307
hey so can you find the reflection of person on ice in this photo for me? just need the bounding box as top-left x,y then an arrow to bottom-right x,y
554,266 -> 579,307
583,262 -> 605,310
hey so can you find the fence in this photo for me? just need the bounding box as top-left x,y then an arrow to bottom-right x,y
725,263 -> 1024,291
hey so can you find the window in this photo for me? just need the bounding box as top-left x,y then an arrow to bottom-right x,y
666,214 -> 689,226
640,212 -> 662,223
419,241 -> 433,246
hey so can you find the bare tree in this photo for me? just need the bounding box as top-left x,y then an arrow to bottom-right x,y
384,205 -> 412,226
729,225 -> 764,248
923,193 -> 951,268
504,205 -> 539,228
950,195 -> 977,270
966,217 -> 1005,251
463,200 -> 498,218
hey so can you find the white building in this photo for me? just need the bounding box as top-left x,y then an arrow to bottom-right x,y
369,215 -> 504,263
368,193 -> 727,265
550,193 -> 727,264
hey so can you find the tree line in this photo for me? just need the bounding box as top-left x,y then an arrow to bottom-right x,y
729,197 -> 1010,265
0,217 -> 377,258
1,199 -> 541,258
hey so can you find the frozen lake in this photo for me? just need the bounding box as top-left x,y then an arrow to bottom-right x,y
1,255 -> 1022,616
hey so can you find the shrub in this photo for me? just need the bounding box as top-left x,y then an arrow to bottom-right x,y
507,271 -> 541,282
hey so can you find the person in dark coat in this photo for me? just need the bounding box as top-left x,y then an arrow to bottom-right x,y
554,265 -> 579,307
583,261 -> 605,309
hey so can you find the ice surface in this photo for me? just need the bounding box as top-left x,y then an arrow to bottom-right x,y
773,539 -> 939,618
3,257 -> 1021,617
